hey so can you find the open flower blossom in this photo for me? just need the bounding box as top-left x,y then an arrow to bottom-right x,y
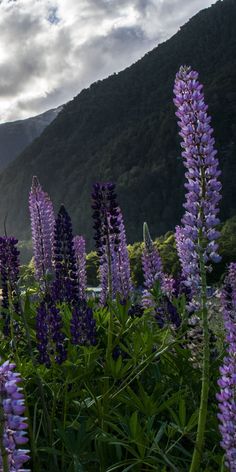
0,360 -> 30,471
174,66 -> 221,297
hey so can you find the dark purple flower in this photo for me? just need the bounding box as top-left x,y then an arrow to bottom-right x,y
92,182 -> 120,255
70,301 -> 97,346
0,360 -> 30,471
52,205 -> 79,305
0,236 -> 20,336
173,66 -> 221,299
73,236 -> 87,301
36,294 -> 67,366
128,304 -> 144,319
217,263 -> 236,471
92,182 -> 121,303
29,176 -> 55,282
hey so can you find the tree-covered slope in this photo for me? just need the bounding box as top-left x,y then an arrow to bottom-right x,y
0,0 -> 235,248
0,107 -> 61,171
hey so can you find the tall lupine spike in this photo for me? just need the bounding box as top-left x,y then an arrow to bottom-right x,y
73,236 -> 87,301
114,209 -> 133,301
29,176 -> 55,282
173,66 -> 222,471
217,263 -> 236,472
0,360 -> 30,471
52,205 -> 79,305
0,237 -> 20,336
92,182 -> 120,303
36,294 -> 67,366
173,66 -> 222,298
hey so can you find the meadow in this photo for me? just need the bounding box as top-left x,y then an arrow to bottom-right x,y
0,66 -> 235,472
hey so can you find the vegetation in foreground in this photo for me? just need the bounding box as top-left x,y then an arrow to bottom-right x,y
0,66 -> 235,472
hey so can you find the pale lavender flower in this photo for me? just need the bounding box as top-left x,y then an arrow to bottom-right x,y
114,209 -> 133,301
29,176 -> 55,282
73,236 -> 87,301
0,360 -> 30,471
173,66 -> 221,297
217,263 -> 236,471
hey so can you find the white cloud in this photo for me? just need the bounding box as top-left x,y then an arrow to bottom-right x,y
0,0 -> 217,122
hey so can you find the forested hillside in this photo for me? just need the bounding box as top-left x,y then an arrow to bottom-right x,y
0,0 -> 235,247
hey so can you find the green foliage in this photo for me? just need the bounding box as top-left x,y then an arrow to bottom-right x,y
0,293 -> 226,471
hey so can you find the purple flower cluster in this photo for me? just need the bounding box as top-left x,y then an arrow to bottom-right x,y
107,209 -> 132,302
174,66 -> 221,296
0,360 -> 30,471
73,236 -> 87,301
0,237 -> 20,335
92,183 -> 124,303
53,205 -> 79,305
217,263 -> 236,471
36,294 -> 67,366
92,182 -> 120,257
29,176 -> 55,282
70,301 -> 97,346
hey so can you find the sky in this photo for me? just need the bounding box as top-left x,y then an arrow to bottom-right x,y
0,0 -> 218,123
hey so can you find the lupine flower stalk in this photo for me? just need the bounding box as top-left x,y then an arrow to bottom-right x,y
217,263 -> 236,471
0,360 -> 30,472
92,182 -> 120,303
36,294 -> 67,366
52,205 -> 79,305
174,67 -> 221,296
29,176 -> 55,283
115,209 -> 132,300
73,236 -> 87,301
0,237 -> 20,336
142,222 -> 164,309
173,65 -> 222,472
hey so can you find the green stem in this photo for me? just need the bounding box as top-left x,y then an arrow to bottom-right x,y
21,300 -> 52,433
189,250 -> 210,472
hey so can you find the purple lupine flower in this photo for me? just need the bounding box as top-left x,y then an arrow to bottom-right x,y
29,176 -> 55,282
73,236 -> 87,301
173,66 -> 221,297
142,222 -> 163,309
0,237 -> 20,336
0,360 -> 30,471
92,182 -> 120,257
70,301 -> 97,346
52,205 -> 79,305
36,294 -> 67,366
115,209 -> 133,301
92,183 -> 120,303
217,263 -> 236,471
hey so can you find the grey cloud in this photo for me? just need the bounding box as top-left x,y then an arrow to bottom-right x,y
0,0 -> 217,122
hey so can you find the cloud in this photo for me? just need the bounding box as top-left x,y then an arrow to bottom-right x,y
0,0 -> 217,122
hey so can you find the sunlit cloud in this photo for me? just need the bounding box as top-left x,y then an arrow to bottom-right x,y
0,0 -> 217,122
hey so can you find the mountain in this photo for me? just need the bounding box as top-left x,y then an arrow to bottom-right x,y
0,107 -> 62,171
0,0 -> 235,249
